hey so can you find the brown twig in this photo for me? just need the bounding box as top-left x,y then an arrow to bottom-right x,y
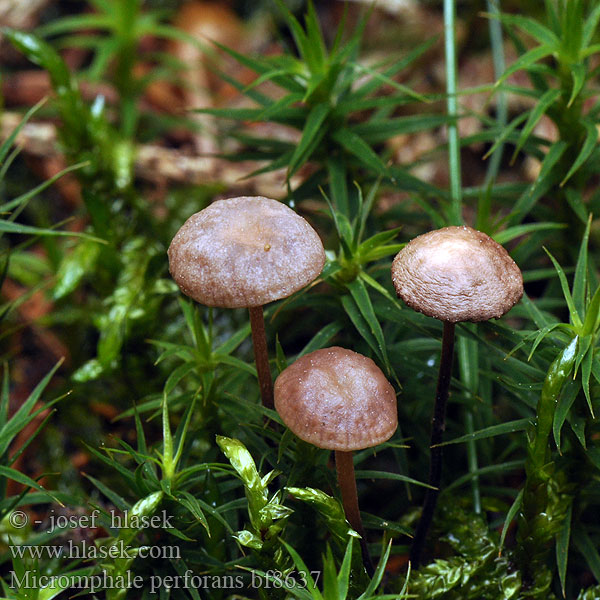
0,111 -> 299,195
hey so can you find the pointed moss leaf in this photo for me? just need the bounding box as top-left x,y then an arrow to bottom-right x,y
53,239 -> 101,300
299,322 -> 343,357
3,30 -> 92,145
527,323 -> 569,361
259,500 -> 293,526
587,448 -> 600,472
0,221 -> 99,239
272,0 -> 312,71
389,165 -> 448,200
322,546 -> 340,600
437,419 -> 530,446
234,529 -> 263,550
216,322 -> 251,356
351,114 -> 449,144
583,2 -> 600,46
495,44 -> 555,87
592,356 -> 600,386
0,98 -> 45,166
210,38 -> 288,82
256,91 -> 305,122
0,467 -> 62,505
285,486 -> 359,546
581,343 -> 594,417
216,436 -> 267,532
350,61 -> 430,104
355,470 -> 434,489
288,103 -> 330,177
346,278 -> 389,369
3,160 -> 87,216
218,355 -> 257,376
275,335 -> 288,374
573,214 -> 592,319
512,88 -> 561,161
196,106 -> 269,120
72,358 -> 104,382
577,586 -> 600,600
304,0 -> 327,71
323,193 -> 353,257
574,530 -> 600,582
567,62 -> 586,108
36,567 -> 97,600
359,271 -> 398,305
573,334 -> 591,379
281,540 -> 324,599
357,539 -> 392,598
483,112 -> 528,160
561,120 -> 598,187
357,228 -> 402,260
557,501 -> 572,596
499,490 -> 523,552
493,222 -> 566,245
570,416 -> 586,449
36,13 -> 113,35
509,140 -> 566,226
544,248 -> 582,329
91,239 -> 159,374
494,12 -> 559,46
240,69 -> 296,99
0,360 -> 62,458
445,460 -> 524,493
356,180 -> 379,245
553,379 -> 579,452
520,292 -> 555,330
0,364 -> 8,429
331,128 -> 389,177
561,0 -> 584,60
336,539 -> 353,600
352,35 -> 438,99
341,294 -> 382,363
565,188 -> 588,224
327,156 -> 349,217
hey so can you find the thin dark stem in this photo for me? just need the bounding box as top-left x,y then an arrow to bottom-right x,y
335,450 -> 375,578
248,306 -> 274,410
410,321 -> 456,568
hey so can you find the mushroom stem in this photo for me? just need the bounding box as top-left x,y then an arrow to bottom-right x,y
410,320 -> 456,567
335,450 -> 375,577
248,305 -> 274,409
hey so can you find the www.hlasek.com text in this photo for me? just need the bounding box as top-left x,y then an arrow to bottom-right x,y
10,540 -> 180,560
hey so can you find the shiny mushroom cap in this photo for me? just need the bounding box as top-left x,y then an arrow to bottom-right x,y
391,225 -> 523,323
274,347 -> 398,452
168,196 -> 325,308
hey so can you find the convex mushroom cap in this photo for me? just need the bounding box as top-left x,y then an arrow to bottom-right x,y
391,226 -> 523,323
168,196 -> 325,308
274,347 -> 397,452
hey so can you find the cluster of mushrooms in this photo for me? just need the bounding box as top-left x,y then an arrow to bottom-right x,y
168,196 -> 524,573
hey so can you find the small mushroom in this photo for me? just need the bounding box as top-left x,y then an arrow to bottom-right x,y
168,196 -> 325,409
274,346 -> 398,576
391,225 -> 523,566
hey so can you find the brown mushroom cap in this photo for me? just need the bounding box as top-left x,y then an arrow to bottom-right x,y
274,347 -> 398,452
168,196 -> 325,308
391,226 -> 523,323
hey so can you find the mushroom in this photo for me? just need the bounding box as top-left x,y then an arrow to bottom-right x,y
391,225 -> 523,566
274,346 -> 398,575
168,196 -> 325,409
